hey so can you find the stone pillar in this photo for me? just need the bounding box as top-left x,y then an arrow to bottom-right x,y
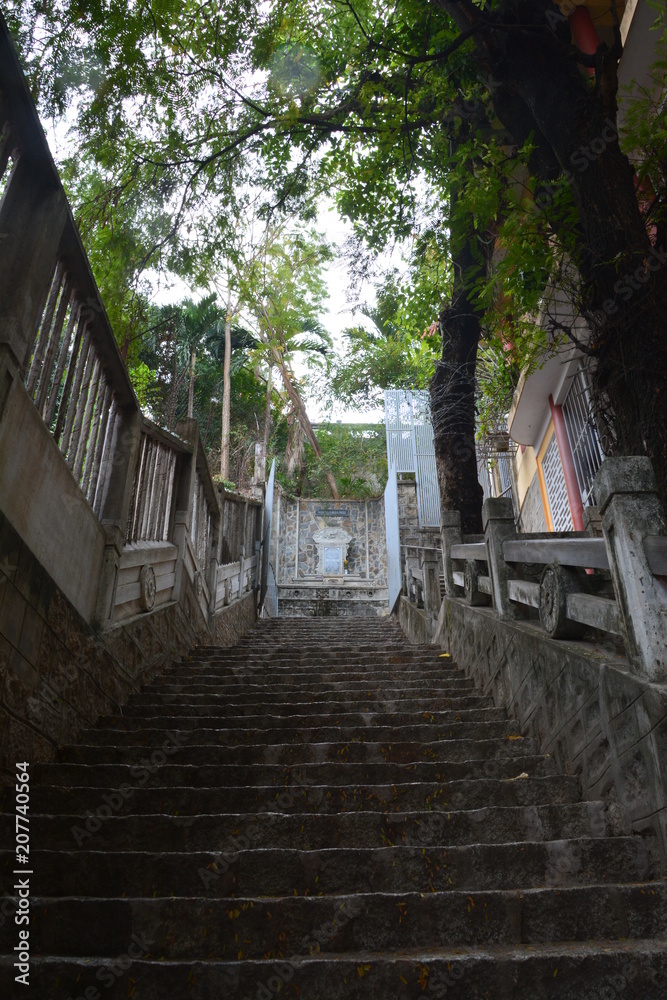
171,419 -> 198,605
440,511 -> 461,597
208,510 -> 221,618
239,500 -> 249,594
421,549 -> 441,616
93,406 -> 142,626
483,497 -> 517,619
595,457 -> 667,681
253,442 -> 266,484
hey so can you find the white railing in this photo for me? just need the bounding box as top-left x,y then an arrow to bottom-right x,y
126,425 -> 180,544
0,21 -> 263,631
216,554 -> 259,610
440,459 -> 667,681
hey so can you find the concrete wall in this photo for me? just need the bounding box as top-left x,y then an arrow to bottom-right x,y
517,470 -> 548,533
0,509 -> 256,785
397,596 -> 431,645
432,595 -> 667,863
0,364 -> 106,621
397,480 -> 419,541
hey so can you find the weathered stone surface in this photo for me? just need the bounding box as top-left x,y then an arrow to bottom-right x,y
0,616 -> 665,999
273,491 -> 389,615
517,471 -> 548,532
398,595 -> 432,643
0,522 -> 256,784
432,594 -> 667,859
594,457 -> 667,681
595,455 -> 659,511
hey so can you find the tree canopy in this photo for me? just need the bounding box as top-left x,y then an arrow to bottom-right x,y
8,0 -> 667,512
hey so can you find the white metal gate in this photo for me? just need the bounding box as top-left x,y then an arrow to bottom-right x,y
384,390 -> 440,528
260,459 -> 277,614
384,464 -> 402,611
542,434 -> 573,531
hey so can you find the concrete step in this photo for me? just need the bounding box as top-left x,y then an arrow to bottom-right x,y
145,677 -> 478,695
154,665 -> 473,690
76,720 -> 522,748
188,647 -> 447,660
1,803 -> 610,853
6,943 -> 665,1000
29,754 -> 558,792
17,774 -> 573,818
98,708 -> 506,729
124,693 -> 494,713
8,884 -> 665,959
55,735 -> 545,766
1,837 -> 657,897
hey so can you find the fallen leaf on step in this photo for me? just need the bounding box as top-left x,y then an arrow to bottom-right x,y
507,734 -> 523,740
510,772 -> 529,780
439,653 -> 451,658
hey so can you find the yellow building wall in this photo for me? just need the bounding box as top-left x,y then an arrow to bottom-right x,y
513,445 -> 539,510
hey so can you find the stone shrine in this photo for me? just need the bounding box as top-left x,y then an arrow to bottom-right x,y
266,491 -> 389,616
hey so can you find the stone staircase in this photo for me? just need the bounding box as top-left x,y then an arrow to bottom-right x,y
1,617 -> 665,997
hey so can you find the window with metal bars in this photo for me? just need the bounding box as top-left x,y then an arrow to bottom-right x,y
562,368 -> 605,507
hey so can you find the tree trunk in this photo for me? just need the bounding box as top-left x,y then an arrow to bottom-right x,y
220,310 -> 232,481
187,347 -> 196,419
263,364 -> 272,454
270,346 -> 340,498
442,0 -> 667,498
430,218 -> 485,535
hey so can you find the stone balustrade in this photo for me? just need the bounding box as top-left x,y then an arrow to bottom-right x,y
0,19 -> 263,781
428,456 -> 667,860
440,457 -> 667,680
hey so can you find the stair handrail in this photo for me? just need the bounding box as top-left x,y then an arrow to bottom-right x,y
439,457 -> 667,682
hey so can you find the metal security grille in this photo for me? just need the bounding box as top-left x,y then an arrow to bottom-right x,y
542,433 -> 573,531
562,368 -> 604,507
384,390 -> 440,528
478,454 -> 514,502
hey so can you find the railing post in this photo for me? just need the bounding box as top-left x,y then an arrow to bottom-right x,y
93,406 -> 142,626
483,497 -> 517,619
171,419 -> 198,604
595,457 -> 667,681
440,511 -> 461,596
239,500 -> 249,595
420,549 -> 441,615
253,441 -> 266,485
208,510 -> 221,619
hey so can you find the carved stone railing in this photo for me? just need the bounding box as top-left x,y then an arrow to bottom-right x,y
0,18 -> 263,633
401,544 -> 442,616
0,15 -> 268,781
440,457 -> 667,682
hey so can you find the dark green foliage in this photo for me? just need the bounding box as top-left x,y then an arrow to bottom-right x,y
273,422 -> 388,498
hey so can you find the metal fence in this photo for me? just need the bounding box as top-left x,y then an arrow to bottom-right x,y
384,390 -> 440,528
562,367 -> 605,508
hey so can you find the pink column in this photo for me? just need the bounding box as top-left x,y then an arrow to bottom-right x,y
569,5 -> 600,77
549,394 -> 585,531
